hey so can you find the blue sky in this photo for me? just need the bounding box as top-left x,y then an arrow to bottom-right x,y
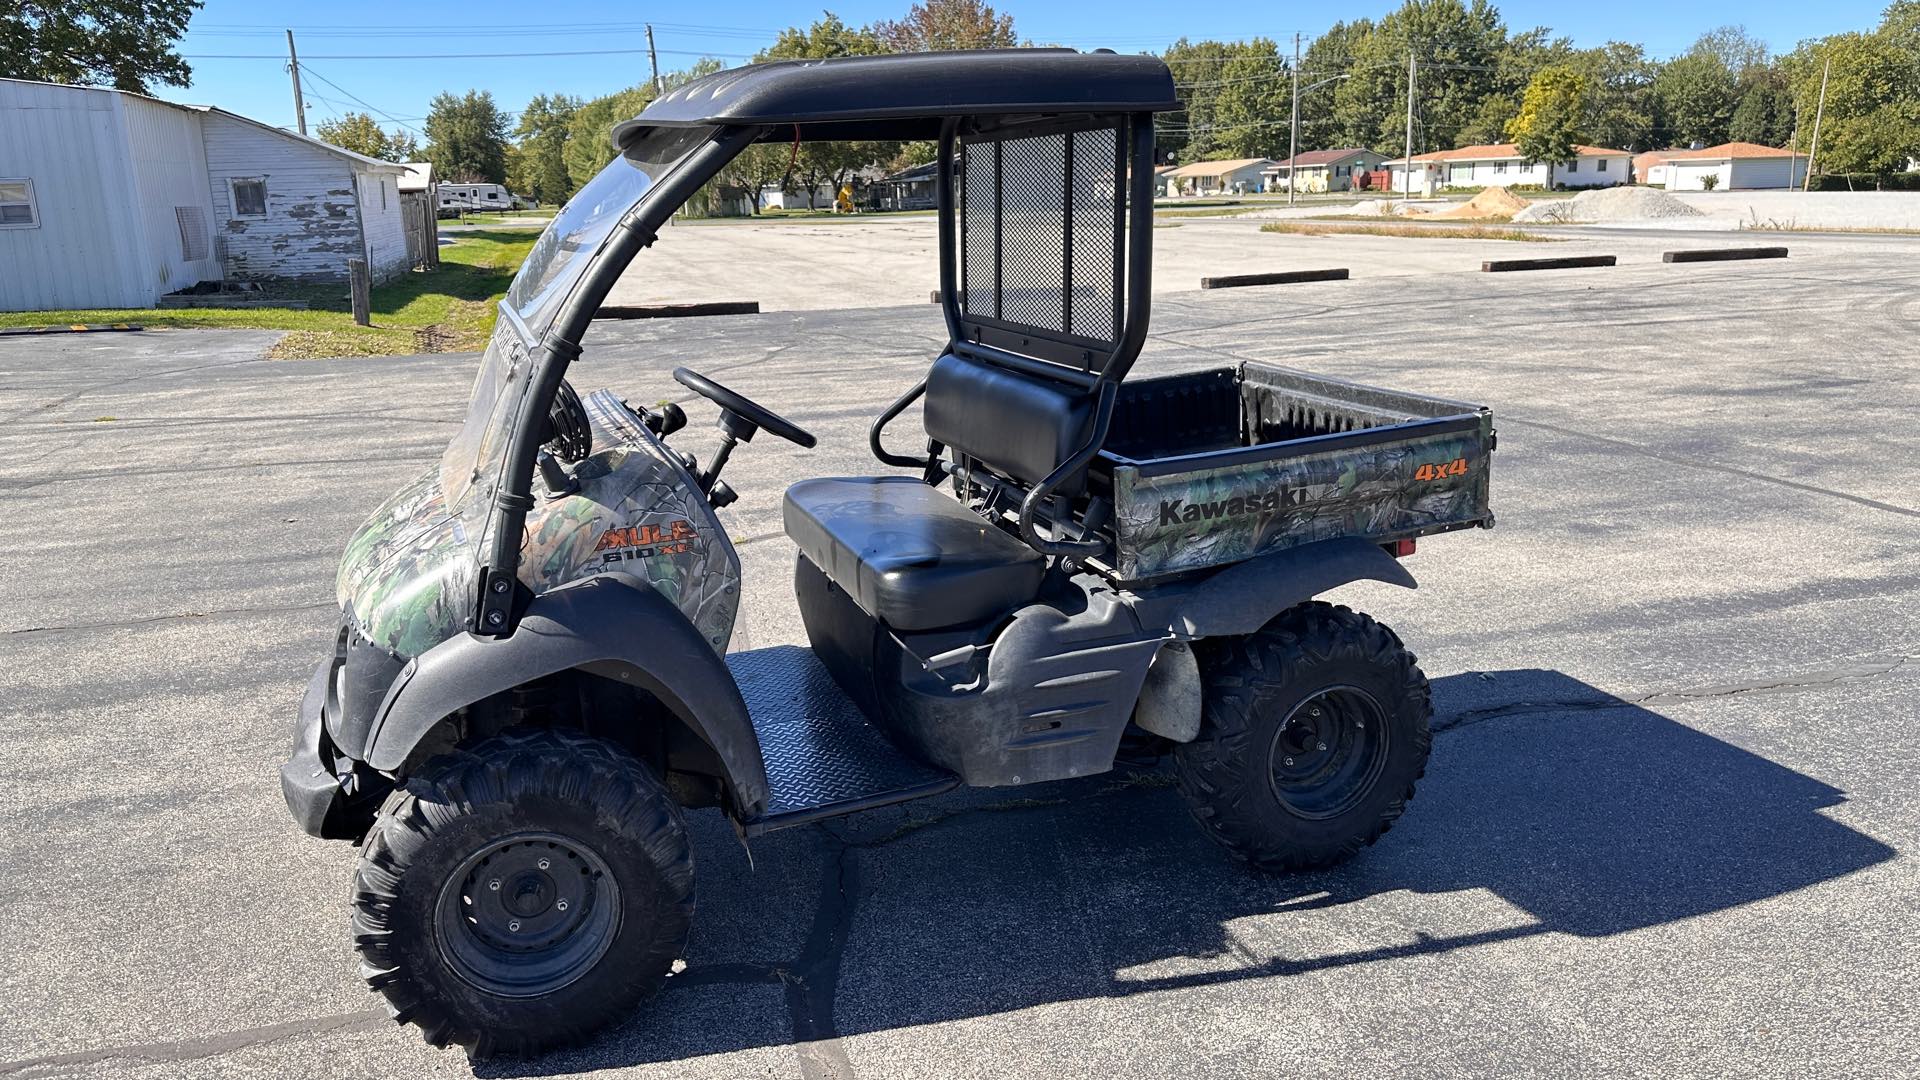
157,0 -> 1896,136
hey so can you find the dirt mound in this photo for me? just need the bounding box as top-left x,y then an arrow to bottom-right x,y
1430,186 -> 1531,220
1514,187 -> 1705,224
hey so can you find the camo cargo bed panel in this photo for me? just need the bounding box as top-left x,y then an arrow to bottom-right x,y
1099,362 -> 1494,581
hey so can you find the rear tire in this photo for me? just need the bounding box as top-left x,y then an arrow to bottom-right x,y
1175,602 -> 1431,872
350,728 -> 693,1058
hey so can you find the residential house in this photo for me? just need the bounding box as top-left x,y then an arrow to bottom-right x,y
1163,158 -> 1274,196
1,77 -> 409,312
1383,143 -> 1632,196
758,181 -> 843,211
1646,143 -> 1809,191
872,160 -> 941,211
1262,148 -> 1387,194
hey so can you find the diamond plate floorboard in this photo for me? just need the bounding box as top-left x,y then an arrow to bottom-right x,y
729,645 -> 956,821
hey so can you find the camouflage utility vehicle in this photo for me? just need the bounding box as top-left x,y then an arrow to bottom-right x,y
281,50 -> 1495,1057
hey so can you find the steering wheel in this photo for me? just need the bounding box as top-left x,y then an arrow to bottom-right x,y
673,367 -> 817,448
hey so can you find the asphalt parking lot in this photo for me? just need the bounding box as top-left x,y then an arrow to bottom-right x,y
2,251 -> 1917,1078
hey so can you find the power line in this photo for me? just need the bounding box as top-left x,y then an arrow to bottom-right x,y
298,63 -> 427,138
183,46 -> 753,61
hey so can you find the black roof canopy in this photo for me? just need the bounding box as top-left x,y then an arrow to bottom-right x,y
613,49 -> 1178,147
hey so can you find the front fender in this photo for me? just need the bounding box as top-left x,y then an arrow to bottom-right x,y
362,572 -> 768,816
1138,537 -> 1417,639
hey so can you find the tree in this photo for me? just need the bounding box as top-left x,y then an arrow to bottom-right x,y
1458,93 -> 1518,145
873,0 -> 1016,52
755,14 -> 896,207
1654,39 -> 1741,147
1783,11 -> 1920,181
1729,76 -> 1794,147
0,0 -> 202,93
315,112 -> 418,162
1326,0 -> 1512,158
1507,66 -> 1591,186
510,93 -> 581,205
562,60 -> 725,193
1570,42 -> 1659,151
425,90 -> 513,184
1296,19 -> 1375,150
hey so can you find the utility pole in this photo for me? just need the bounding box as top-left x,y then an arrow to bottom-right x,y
1803,56 -> 1831,193
1788,102 -> 1800,192
646,24 -> 663,95
286,30 -> 308,136
1401,53 -> 1416,206
1288,33 -> 1301,207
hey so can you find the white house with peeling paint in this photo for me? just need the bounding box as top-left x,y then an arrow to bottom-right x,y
0,77 -> 410,312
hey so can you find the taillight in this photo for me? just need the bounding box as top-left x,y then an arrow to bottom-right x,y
1386,539 -> 1416,558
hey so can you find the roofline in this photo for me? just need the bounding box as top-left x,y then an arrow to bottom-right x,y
0,76 -> 405,173
1381,145 -> 1631,165
1265,148 -> 1379,168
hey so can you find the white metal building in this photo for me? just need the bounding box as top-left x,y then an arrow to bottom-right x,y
1,77 -> 409,312
1384,143 -> 1632,196
1651,143 -> 1809,191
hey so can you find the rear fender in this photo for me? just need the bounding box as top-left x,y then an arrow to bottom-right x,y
362,572 -> 768,816
1135,537 -> 1417,639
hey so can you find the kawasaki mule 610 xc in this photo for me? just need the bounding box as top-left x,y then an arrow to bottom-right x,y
281,50 -> 1496,1057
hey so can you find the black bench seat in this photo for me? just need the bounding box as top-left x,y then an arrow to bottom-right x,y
783,476 -> 1044,631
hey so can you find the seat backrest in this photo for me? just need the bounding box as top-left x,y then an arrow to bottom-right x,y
923,352 -> 1092,490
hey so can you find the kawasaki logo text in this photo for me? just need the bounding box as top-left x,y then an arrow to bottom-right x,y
1159,488 -> 1305,526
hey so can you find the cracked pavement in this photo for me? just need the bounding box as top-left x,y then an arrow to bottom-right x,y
1,250 -> 1918,1078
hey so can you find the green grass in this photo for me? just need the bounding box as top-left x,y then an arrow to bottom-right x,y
0,230 -> 537,358
1261,221 -> 1560,241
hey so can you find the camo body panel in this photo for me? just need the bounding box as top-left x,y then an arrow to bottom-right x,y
336,389 -> 739,658
518,391 -> 740,652
1111,424 -> 1491,580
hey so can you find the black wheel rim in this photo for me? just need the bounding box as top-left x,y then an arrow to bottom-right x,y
435,831 -> 621,998
1265,685 -> 1391,821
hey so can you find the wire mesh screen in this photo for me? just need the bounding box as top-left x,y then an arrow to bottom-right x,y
959,125 -> 1124,349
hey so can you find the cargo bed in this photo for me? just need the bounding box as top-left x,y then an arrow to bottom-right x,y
1089,362 -> 1494,581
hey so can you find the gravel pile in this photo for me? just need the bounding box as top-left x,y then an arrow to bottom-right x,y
1514,187 -> 1705,223
1431,186 -> 1532,220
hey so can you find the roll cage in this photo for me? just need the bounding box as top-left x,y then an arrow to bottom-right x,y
473,49 -> 1179,637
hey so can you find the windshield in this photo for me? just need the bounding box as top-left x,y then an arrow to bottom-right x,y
438,125 -> 719,508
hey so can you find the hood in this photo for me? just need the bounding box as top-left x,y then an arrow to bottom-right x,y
336,467 -> 481,658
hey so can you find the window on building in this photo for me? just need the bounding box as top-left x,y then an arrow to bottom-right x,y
230,178 -> 268,217
1567,160 -> 1580,173
380,179 -> 388,210
0,179 -> 38,228
174,206 -> 208,261
1494,161 -> 1507,174
1598,158 -> 1610,172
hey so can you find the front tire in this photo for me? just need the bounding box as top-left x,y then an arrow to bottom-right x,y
350,729 -> 694,1058
1175,602 -> 1431,871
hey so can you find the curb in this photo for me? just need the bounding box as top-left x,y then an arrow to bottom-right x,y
1201,269 -> 1350,289
596,301 -> 760,319
1482,255 -> 1617,273
1663,247 -> 1789,263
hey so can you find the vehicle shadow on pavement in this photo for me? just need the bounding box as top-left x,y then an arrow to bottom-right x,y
476,668 -> 1896,1075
